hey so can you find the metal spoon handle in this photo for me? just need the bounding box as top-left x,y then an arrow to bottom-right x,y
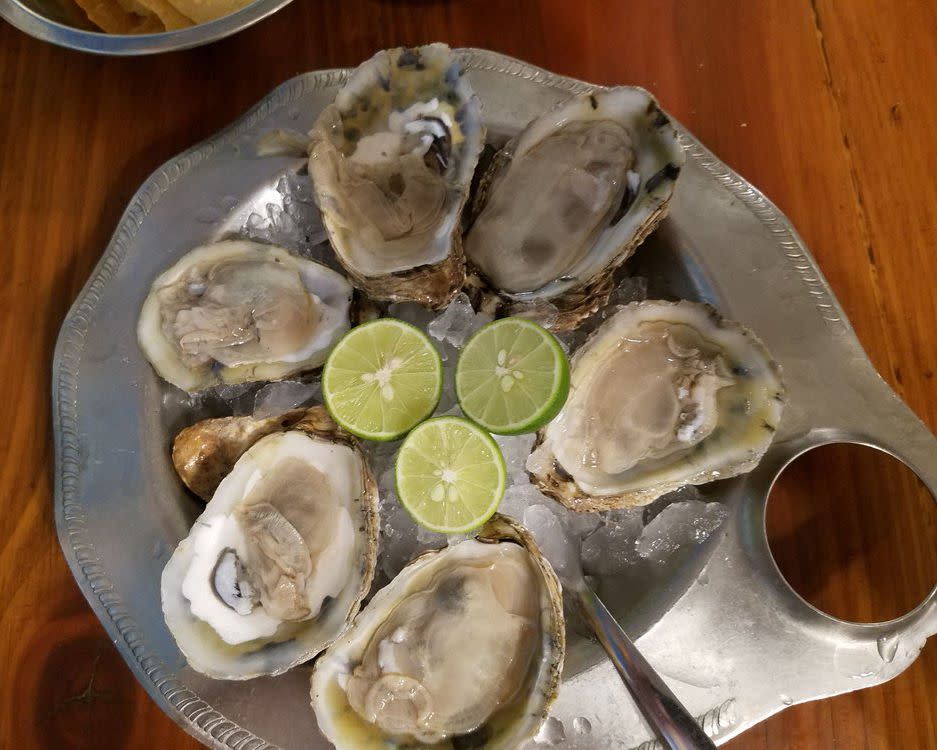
576,586 -> 717,750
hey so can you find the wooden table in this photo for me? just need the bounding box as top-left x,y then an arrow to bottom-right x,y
1,1 -> 934,747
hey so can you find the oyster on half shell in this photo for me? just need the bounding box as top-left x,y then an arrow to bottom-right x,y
308,43 -> 484,308
161,407 -> 378,679
465,87 -> 684,329
528,301 -> 785,510
311,515 -> 564,749
138,240 -> 352,392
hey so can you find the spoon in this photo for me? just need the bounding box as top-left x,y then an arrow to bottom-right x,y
526,507 -> 717,750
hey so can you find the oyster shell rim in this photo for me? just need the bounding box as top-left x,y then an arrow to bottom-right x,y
309,512 -> 565,750
529,300 -> 788,511
160,405 -> 380,680
464,86 -> 685,331
136,239 -> 354,393
307,43 -> 486,310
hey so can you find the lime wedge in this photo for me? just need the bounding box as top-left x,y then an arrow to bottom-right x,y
395,417 -> 507,533
455,317 -> 570,434
322,319 -> 443,441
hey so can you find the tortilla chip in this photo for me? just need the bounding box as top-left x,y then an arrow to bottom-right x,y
73,0 -> 148,33
140,0 -> 194,29
163,0 -> 252,24
119,0 -> 194,29
130,12 -> 166,32
56,0 -> 98,28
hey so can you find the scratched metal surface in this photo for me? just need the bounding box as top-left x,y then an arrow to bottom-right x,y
52,50 -> 936,749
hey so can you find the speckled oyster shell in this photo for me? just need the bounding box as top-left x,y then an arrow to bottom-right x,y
308,44 -> 484,308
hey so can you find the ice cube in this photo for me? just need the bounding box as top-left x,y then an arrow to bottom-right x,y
427,292 -> 493,348
498,483 -> 547,521
642,485 -> 706,525
533,716 -> 566,746
495,433 -> 536,484
636,500 -> 729,564
522,503 -> 577,577
556,328 -> 588,356
363,440 -> 401,485
580,508 -> 644,576
277,172 -> 315,204
252,379 -> 321,419
566,511 -> 602,540
379,495 -> 441,580
514,302 -> 559,330
377,466 -> 397,500
209,382 -> 258,416
387,302 -> 437,332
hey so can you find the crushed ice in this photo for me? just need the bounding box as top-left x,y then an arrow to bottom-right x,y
252,379 -> 322,419
636,499 -> 729,565
427,292 -> 493,348
192,251 -> 723,584
240,172 -> 331,260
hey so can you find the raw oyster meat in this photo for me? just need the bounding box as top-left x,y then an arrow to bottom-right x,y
308,43 -> 484,308
138,240 -> 352,392
311,515 -> 564,749
528,301 -> 785,510
161,407 -> 378,679
465,87 -> 684,329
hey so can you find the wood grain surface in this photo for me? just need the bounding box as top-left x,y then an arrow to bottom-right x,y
1,1 -> 934,747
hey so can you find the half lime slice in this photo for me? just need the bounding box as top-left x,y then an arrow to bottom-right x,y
456,317 -> 569,434
322,319 -> 443,441
395,416 -> 507,533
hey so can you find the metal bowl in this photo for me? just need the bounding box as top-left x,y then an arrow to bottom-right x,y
0,0 -> 294,55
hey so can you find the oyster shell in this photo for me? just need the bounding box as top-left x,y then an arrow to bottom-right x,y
311,514 -> 564,749
528,301 -> 785,510
308,43 -> 484,308
138,240 -> 352,392
161,406 -> 378,679
172,407 -> 314,501
465,87 -> 684,329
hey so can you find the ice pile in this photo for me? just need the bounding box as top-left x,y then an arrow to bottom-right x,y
241,172 -> 331,259
252,379 -> 322,419
375,465 -> 446,581
184,259 -> 725,586
636,498 -> 729,565
580,508 -> 645,575
385,293 -> 494,415
428,292 -> 494,348
363,291 -> 729,585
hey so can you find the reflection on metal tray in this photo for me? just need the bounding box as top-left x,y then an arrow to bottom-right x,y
52,49 -> 936,749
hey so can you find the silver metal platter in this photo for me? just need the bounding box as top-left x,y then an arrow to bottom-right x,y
53,49 -> 936,749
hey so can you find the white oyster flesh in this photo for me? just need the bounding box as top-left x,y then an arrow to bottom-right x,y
308,44 -> 483,300
465,87 -> 684,303
161,429 -> 371,678
530,301 -> 784,505
138,240 -> 352,392
345,541 -> 539,743
468,120 -> 634,292
180,433 -> 356,644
